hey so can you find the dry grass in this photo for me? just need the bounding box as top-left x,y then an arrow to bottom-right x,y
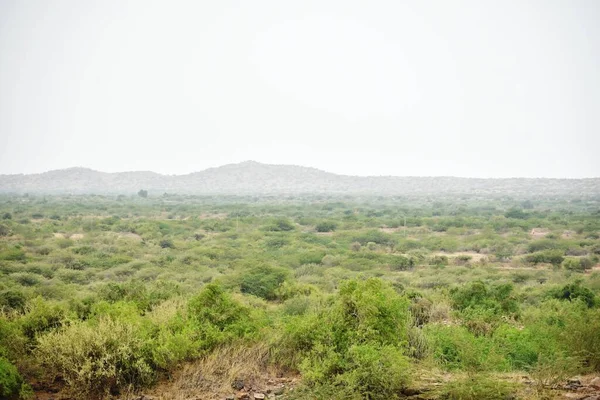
143,342 -> 282,400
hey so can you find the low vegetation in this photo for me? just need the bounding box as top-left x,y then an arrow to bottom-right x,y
0,193 -> 599,399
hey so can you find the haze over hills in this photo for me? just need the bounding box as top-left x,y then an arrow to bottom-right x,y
0,161 -> 598,196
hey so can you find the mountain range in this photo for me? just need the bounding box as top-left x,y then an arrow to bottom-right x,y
0,161 -> 598,196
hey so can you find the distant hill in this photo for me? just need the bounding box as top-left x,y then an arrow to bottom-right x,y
0,161 -> 598,196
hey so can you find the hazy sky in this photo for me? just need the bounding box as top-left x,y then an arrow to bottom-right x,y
1,1 -> 599,178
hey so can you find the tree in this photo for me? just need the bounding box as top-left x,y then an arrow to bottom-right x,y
138,189 -> 148,198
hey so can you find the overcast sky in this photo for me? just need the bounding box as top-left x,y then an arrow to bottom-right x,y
1,1 -> 599,178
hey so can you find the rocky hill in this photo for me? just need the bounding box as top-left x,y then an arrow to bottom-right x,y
0,161 -> 598,196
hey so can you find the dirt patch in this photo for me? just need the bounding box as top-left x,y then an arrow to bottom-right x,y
530,228 -> 550,238
119,232 -> 143,241
198,213 -> 228,220
434,251 -> 487,262
53,233 -> 84,240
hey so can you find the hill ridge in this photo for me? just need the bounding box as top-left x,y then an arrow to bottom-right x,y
0,161 -> 598,195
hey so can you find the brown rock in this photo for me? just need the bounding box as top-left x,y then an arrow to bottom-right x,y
253,393 -> 265,400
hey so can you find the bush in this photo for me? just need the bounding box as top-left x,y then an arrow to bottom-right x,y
36,317 -> 153,397
315,221 -> 337,232
187,283 -> 258,351
390,255 -> 415,271
562,257 -> 594,272
0,248 -> 26,262
0,290 -> 26,313
0,225 -> 10,237
352,230 -> 395,247
0,357 -> 27,399
278,279 -> 412,398
159,239 -> 175,249
265,218 -> 295,232
504,208 -> 528,219
429,255 -> 448,267
333,344 -> 411,399
240,265 -> 288,300
524,250 -> 564,265
451,281 -> 518,317
548,282 -> 596,308
426,324 -> 508,372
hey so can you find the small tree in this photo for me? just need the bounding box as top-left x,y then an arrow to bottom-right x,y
137,189 -> 148,198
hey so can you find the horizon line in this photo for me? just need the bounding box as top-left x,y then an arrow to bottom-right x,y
0,160 -> 598,180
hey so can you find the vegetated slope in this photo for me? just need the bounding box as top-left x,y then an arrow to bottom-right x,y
0,161 -> 598,196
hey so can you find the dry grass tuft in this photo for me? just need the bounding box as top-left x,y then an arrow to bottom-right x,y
145,342 -> 279,400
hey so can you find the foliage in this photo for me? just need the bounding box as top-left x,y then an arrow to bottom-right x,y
440,374 -> 515,400
315,221 -> 337,232
0,357 -> 28,399
36,317 -> 153,397
0,194 -> 599,398
239,265 -> 288,300
548,282 -> 596,308
277,279 -> 412,399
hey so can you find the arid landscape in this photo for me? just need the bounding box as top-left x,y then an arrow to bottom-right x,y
1,167 -> 599,399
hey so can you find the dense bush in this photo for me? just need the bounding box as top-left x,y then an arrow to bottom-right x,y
548,282 -> 596,308
315,221 -> 337,232
239,265 -> 288,300
0,195 -> 599,398
36,317 -> 153,397
0,357 -> 29,399
187,283 -> 259,350
277,278 -> 412,399
524,250 -> 564,265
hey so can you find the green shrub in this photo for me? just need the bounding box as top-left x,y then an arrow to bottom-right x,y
0,225 -> 10,237
548,282 -> 596,308
451,281 -> 519,317
315,221 -> 337,232
0,290 -> 26,313
333,344 -> 410,399
425,324 -> 508,372
187,284 -> 259,351
36,317 -> 153,397
352,230 -> 395,247
240,265 -> 288,300
563,257 -> 594,272
282,297 -> 311,316
20,299 -> 66,340
504,208 -> 528,219
0,248 -> 26,262
278,279 -> 412,398
265,218 -> 295,232
528,239 -> 562,253
390,255 -> 415,271
0,356 -> 31,400
525,250 -> 564,265
429,255 -> 448,267
159,239 -> 175,249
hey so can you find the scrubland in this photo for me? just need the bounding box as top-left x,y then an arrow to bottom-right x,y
0,194 -> 599,399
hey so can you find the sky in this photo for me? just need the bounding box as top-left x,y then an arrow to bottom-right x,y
0,1 -> 599,178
